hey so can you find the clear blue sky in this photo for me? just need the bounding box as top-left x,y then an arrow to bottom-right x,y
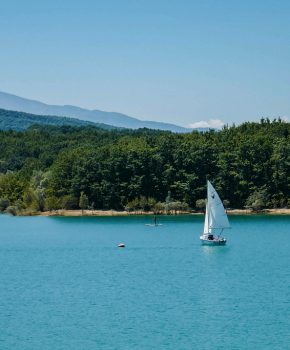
1,0 -> 289,127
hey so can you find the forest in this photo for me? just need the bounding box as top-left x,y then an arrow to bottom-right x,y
0,108 -> 115,131
0,118 -> 289,214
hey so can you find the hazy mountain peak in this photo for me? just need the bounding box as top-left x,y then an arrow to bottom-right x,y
0,91 -> 192,133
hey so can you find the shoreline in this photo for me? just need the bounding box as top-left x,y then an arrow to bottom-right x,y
24,208 -> 290,217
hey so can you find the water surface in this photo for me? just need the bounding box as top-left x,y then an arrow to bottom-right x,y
0,214 -> 289,349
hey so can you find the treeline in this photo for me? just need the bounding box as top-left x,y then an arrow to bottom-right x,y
0,108 -> 116,131
0,119 -> 289,214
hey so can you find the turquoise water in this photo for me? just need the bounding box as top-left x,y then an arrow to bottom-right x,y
0,214 -> 289,350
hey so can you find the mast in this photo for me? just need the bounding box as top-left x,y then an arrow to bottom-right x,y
203,180 -> 210,235
207,180 -> 210,233
207,200 -> 209,234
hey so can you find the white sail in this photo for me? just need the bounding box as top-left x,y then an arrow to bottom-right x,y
203,202 -> 212,234
207,180 -> 230,229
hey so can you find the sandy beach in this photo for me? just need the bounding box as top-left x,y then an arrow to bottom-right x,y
35,208 -> 290,217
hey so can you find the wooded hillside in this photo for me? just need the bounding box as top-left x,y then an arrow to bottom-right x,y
0,119 -> 289,213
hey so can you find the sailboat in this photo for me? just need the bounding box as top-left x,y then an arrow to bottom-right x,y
200,180 -> 231,245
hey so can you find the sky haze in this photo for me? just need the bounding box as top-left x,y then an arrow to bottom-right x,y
1,0 -> 289,127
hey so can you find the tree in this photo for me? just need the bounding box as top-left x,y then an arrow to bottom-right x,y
168,201 -> 189,214
0,119 -> 289,212
223,199 -> 230,209
45,196 -> 61,211
79,191 -> 89,213
0,198 -> 10,212
23,189 -> 35,209
6,206 -> 17,216
125,198 -> 139,212
88,202 -> 95,211
165,191 -> 172,214
147,197 -> 157,211
196,199 -> 206,212
153,201 -> 165,214
245,188 -> 269,211
62,195 -> 78,210
32,188 -> 45,212
138,196 -> 147,212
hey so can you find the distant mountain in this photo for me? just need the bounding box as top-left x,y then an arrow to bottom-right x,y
0,91 -> 192,133
0,108 -> 118,131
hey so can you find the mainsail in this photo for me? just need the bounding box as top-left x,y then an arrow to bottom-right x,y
203,202 -> 211,234
203,180 -> 230,234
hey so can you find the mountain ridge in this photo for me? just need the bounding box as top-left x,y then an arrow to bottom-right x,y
0,91 -> 192,133
0,108 -> 119,131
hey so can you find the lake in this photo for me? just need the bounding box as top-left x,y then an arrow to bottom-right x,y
0,214 -> 289,350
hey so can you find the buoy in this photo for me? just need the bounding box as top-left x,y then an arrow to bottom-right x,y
118,243 -> 125,248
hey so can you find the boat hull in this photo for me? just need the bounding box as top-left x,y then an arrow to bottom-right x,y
200,236 -> 227,246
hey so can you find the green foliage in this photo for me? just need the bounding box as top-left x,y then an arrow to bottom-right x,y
0,198 -> 10,211
23,189 -> 35,209
125,197 -> 156,212
0,172 -> 26,203
168,201 -> 189,213
153,201 -> 166,214
147,197 -> 157,212
45,196 -> 61,211
0,119 -> 289,213
223,199 -> 230,209
196,199 -> 206,211
245,188 -> 269,211
79,191 -> 89,211
32,188 -> 46,212
61,195 -> 78,210
0,108 -> 117,131
6,205 -> 18,216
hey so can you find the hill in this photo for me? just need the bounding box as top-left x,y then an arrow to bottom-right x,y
0,119 -> 289,213
0,108 -> 118,131
0,91 -> 191,132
